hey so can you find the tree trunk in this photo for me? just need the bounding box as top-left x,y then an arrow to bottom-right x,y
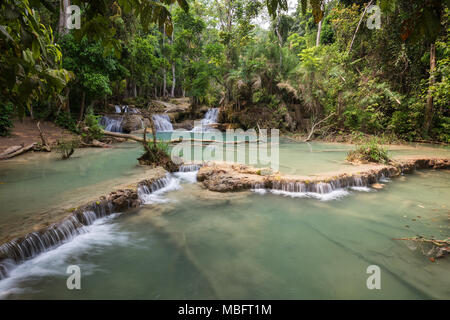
348,0 -> 373,54
171,62 -> 176,97
58,0 -> 70,35
275,13 -> 283,67
423,43 -> 436,136
316,19 -> 322,46
162,24 -> 167,98
170,29 -> 176,97
133,81 -> 137,98
78,91 -> 86,121
170,5 -> 176,98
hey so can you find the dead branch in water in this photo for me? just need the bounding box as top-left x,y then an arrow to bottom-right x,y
304,113 -> 336,142
393,237 -> 450,247
37,121 -> 51,152
393,237 -> 450,259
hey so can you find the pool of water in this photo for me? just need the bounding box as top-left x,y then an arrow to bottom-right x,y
0,169 -> 448,299
0,139 -> 449,299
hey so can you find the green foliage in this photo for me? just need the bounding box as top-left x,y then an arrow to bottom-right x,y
55,112 -> 78,133
82,109 -> 104,142
56,138 -> 79,160
0,0 -> 73,118
138,139 -> 178,172
60,34 -> 128,103
129,35 -> 161,90
69,0 -> 189,56
0,102 -> 14,137
346,138 -> 390,164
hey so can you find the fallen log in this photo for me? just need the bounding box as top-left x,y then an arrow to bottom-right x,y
0,143 -> 38,160
80,139 -> 112,148
101,130 -> 145,143
0,145 -> 24,157
101,130 -> 259,145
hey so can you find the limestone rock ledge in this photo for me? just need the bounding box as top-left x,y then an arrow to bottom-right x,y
197,158 -> 450,193
0,167 -> 168,279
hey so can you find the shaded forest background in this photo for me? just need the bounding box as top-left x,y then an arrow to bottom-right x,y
1,0 -> 449,142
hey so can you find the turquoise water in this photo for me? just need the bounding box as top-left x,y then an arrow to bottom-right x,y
0,170 -> 449,299
0,139 -> 449,299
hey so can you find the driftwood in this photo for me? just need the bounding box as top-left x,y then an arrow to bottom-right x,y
0,143 -> 38,160
37,121 -> 51,152
394,237 -> 450,259
80,139 -> 111,148
0,145 -> 23,157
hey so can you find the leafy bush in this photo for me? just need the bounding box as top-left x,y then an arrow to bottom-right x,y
346,138 -> 390,164
82,109 -> 104,142
56,138 -> 79,160
55,111 -> 78,133
0,102 -> 14,136
138,139 -> 178,172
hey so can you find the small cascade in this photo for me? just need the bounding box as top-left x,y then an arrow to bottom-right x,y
100,116 -> 123,132
270,175 -> 369,194
0,201 -> 114,280
138,175 -> 173,197
152,114 -> 174,132
178,164 -> 202,172
192,108 -> 219,132
252,170 -> 393,201
114,105 -> 140,114
0,175 -> 173,281
138,174 -> 181,204
175,164 -> 202,183
202,108 -> 219,125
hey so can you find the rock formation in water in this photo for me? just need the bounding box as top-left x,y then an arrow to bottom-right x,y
197,158 -> 450,193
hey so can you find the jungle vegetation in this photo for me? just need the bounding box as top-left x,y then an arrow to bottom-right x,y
1,0 -> 449,142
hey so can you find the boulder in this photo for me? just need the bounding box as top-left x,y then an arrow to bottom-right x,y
122,115 -> 150,133
172,120 -> 194,131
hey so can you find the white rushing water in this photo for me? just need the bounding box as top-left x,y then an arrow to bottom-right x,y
152,114 -> 174,132
0,214 -> 131,298
99,116 -> 123,132
0,168 -> 200,298
114,105 -> 139,114
192,108 -> 219,132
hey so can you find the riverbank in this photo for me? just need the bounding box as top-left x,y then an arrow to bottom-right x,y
283,131 -> 450,147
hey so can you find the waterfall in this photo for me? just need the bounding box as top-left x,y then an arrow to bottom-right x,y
202,108 -> 219,125
0,203 -> 114,279
138,174 -> 181,204
100,116 -> 123,132
178,164 -> 202,172
114,105 -> 139,114
252,170 -> 392,201
192,108 -> 219,132
0,175 -> 173,281
152,114 -> 174,132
